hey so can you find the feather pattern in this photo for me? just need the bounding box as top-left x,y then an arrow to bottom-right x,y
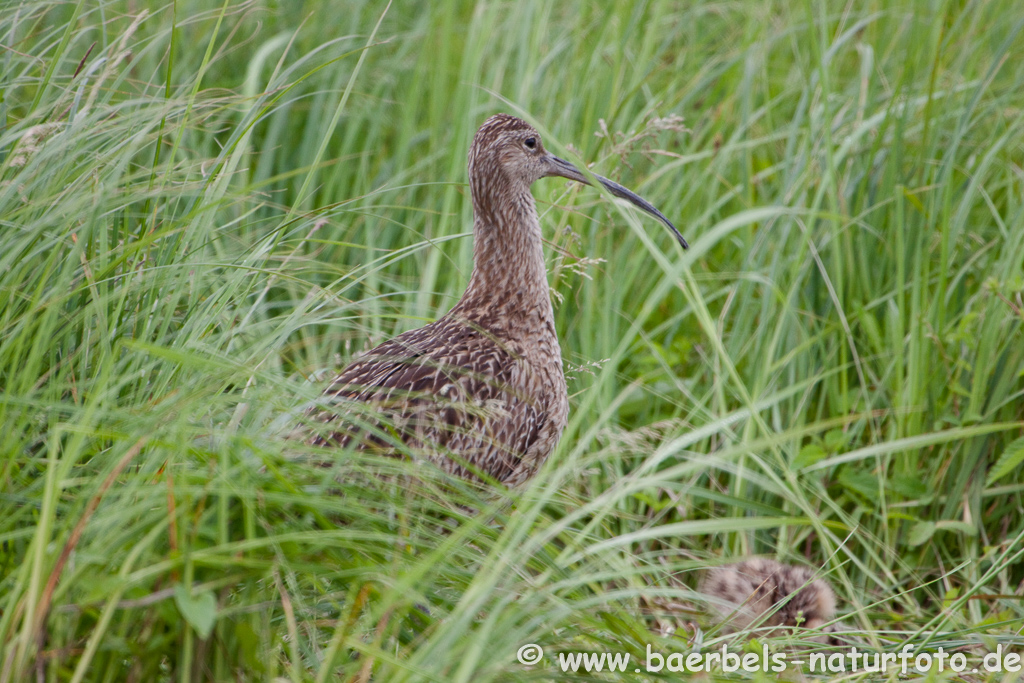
700,558 -> 838,642
306,312 -> 566,486
299,113 -> 679,485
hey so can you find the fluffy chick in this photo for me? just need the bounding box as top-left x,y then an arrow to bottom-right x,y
700,558 -> 836,640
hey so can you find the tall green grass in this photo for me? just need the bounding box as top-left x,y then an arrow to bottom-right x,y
1,0 -> 1022,680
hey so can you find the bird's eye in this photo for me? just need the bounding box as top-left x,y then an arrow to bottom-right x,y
524,137 -> 537,150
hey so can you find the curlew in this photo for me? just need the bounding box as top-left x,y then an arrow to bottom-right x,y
302,114 -> 686,485
700,558 -> 837,641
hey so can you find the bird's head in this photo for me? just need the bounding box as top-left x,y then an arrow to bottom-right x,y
467,113 -> 688,249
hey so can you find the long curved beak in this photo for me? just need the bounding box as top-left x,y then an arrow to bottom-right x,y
545,155 -> 688,249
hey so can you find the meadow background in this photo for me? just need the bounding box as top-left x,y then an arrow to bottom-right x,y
1,0 -> 1023,680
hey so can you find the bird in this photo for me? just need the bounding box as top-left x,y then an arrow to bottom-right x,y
699,558 -> 837,642
300,113 -> 687,486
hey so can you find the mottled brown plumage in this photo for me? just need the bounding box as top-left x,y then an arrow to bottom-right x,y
303,114 -> 686,485
700,558 -> 837,641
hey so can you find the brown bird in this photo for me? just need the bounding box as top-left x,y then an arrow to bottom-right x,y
700,558 -> 837,641
302,114 -> 686,485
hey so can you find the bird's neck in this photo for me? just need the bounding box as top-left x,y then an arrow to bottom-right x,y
451,184 -> 554,335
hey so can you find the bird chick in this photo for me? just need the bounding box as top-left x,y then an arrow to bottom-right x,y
700,558 -> 836,641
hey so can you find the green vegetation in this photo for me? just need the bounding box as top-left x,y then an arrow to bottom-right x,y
1,0 -> 1022,680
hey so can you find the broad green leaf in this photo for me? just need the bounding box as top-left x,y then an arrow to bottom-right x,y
908,521 -> 936,547
837,468 -> 880,503
824,429 -> 848,452
935,521 -> 978,536
793,443 -> 827,469
986,436 -> 1024,487
174,584 -> 218,640
235,621 -> 264,673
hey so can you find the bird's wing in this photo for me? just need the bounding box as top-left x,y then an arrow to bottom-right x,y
302,319 -> 545,482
